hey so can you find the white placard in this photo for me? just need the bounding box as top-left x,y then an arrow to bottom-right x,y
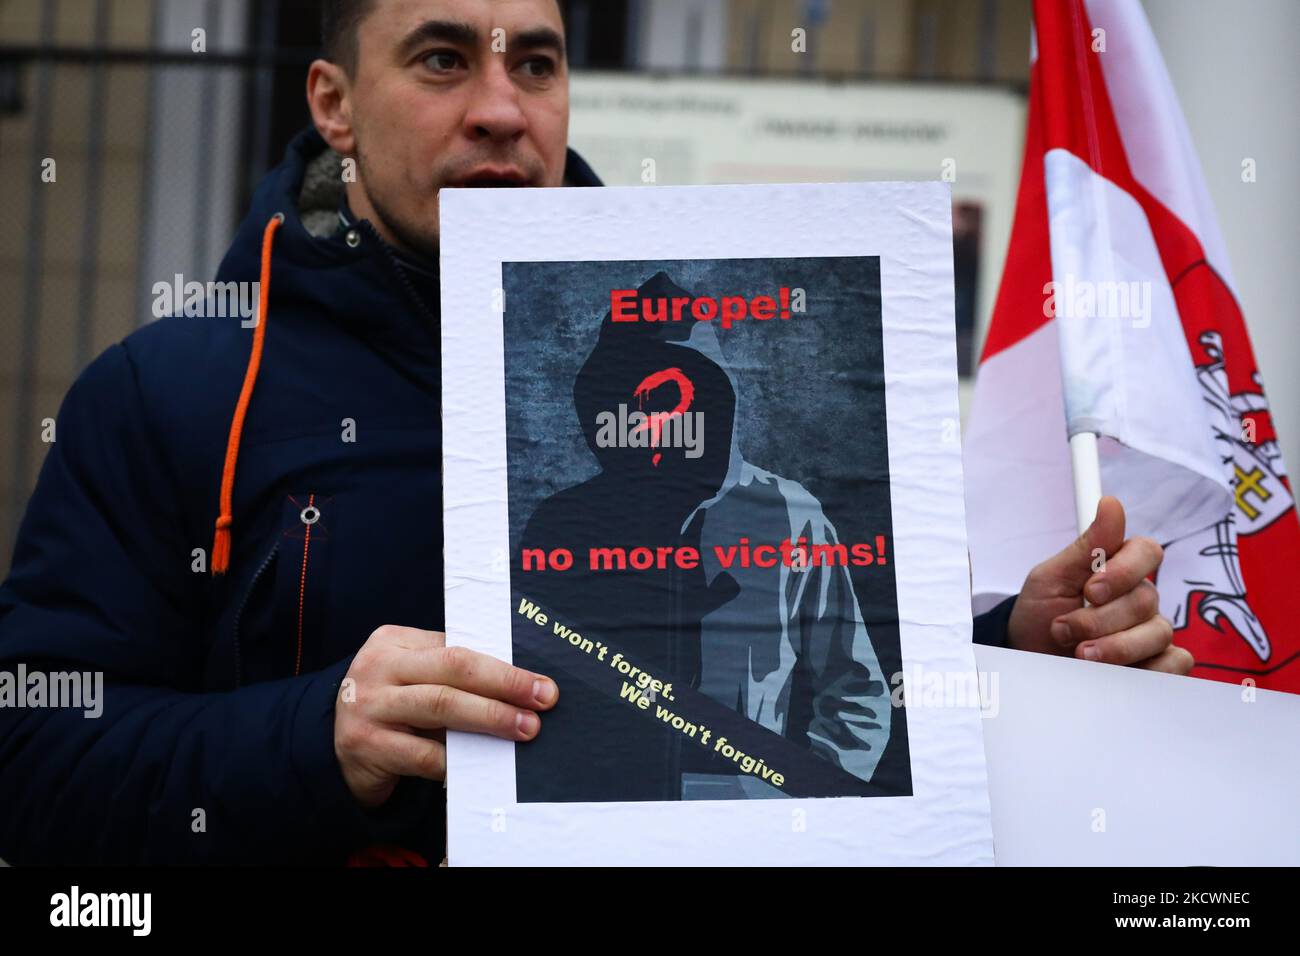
977,644 -> 1300,866
440,182 -> 993,865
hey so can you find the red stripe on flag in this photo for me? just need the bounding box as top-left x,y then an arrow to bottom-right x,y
980,55 -> 1053,363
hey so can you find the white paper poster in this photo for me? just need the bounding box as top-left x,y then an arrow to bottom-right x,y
439,182 -> 993,865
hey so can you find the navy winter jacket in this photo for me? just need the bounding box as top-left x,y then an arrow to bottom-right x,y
0,127 -> 1012,864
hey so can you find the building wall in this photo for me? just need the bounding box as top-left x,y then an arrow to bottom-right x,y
724,0 -> 1032,82
0,0 -> 249,565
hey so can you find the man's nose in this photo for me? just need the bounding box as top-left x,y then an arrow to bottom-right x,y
461,62 -> 528,143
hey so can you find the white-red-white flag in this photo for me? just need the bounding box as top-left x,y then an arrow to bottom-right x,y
964,0 -> 1300,691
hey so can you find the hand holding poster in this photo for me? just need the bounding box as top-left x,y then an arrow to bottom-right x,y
440,182 -> 993,865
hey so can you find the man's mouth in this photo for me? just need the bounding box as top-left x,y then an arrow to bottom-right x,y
451,168 -> 533,188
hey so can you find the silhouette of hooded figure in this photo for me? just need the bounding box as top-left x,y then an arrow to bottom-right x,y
514,271 -> 891,802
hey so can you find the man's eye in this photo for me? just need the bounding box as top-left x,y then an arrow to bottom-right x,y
422,50 -> 464,72
517,56 -> 555,78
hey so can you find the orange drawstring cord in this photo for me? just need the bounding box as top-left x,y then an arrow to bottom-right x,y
211,213 -> 283,575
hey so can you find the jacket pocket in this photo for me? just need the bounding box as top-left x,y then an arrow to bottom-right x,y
275,493 -> 334,677
234,493 -> 334,683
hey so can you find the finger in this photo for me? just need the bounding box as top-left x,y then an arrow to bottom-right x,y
1033,495 -> 1126,593
1083,535 -> 1164,606
371,625 -> 445,652
369,727 -> 447,780
1051,580 -> 1161,645
392,645 -> 558,710
1074,614 -> 1174,666
373,683 -> 543,740
1136,644 -> 1195,675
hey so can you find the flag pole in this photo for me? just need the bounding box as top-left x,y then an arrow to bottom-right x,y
1068,431 -> 1103,534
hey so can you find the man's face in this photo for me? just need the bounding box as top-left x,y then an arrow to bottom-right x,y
344,0 -> 569,258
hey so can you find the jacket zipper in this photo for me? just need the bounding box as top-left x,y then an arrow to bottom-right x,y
231,542 -> 279,688
360,221 -> 441,324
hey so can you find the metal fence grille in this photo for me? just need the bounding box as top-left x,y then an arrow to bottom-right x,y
1,1 -> 320,573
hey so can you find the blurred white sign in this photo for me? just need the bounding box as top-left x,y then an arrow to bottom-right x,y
569,71 -> 1025,388
977,644 -> 1300,866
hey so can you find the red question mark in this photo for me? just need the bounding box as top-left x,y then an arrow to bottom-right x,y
631,367 -> 695,467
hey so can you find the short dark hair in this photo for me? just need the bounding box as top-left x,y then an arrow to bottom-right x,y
320,0 -> 375,75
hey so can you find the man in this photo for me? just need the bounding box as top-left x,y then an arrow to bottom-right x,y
0,0 -> 1188,864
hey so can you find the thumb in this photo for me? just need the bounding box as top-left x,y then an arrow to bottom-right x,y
1036,495 -> 1126,591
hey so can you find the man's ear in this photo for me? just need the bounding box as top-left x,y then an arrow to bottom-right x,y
307,59 -> 356,156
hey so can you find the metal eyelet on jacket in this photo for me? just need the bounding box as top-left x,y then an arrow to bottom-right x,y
345,229 -> 361,248
300,504 -> 321,526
